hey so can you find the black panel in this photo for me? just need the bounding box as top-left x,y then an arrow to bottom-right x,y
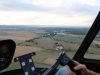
0,39 -> 16,71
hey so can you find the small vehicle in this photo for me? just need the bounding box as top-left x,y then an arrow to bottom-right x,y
0,11 -> 100,75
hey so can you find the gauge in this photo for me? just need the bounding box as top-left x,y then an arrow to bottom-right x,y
0,45 -> 9,54
0,58 -> 7,68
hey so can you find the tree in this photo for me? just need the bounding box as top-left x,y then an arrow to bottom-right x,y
35,42 -> 38,44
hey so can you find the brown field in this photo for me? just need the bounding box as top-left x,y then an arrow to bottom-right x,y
13,46 -> 43,57
93,40 -> 100,45
12,46 -> 43,62
0,36 -> 31,40
0,31 -> 37,40
0,31 -> 37,44
6,31 -> 37,38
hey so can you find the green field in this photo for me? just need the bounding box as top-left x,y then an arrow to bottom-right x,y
53,35 -> 83,44
20,37 -> 80,50
77,35 -> 86,39
0,61 -> 51,73
87,47 -> 100,54
77,34 -> 100,39
36,33 -> 46,37
0,32 -> 8,36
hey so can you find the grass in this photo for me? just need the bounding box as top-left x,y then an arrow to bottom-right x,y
0,61 -> 51,73
1,48 -> 63,73
87,47 -> 100,54
32,50 -> 76,63
76,35 -> 86,39
84,47 -> 100,60
0,32 -> 8,36
53,35 -> 83,44
20,37 -> 80,50
35,37 -> 55,49
36,33 -> 46,37
34,37 -> 79,50
77,34 -> 100,39
96,35 -> 100,38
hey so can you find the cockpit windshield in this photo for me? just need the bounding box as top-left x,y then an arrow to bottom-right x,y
0,0 -> 100,73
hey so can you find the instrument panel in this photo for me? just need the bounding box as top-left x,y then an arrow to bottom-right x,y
0,40 -> 16,71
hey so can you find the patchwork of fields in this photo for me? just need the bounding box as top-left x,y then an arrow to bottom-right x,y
0,30 -> 100,73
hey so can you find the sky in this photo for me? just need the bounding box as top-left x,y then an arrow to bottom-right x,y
0,0 -> 100,27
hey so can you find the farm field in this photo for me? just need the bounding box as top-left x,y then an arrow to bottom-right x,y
84,54 -> 100,60
76,35 -> 86,39
53,35 -> 83,44
20,37 -> 80,50
13,46 -> 43,59
0,26 -> 100,73
0,31 -> 37,44
0,31 -> 37,38
33,50 -> 76,64
1,61 -> 51,73
87,47 -> 100,54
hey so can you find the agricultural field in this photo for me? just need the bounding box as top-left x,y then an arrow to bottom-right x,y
0,26 -> 100,73
53,35 -> 83,44
76,35 -> 86,39
0,31 -> 37,44
1,61 -> 51,73
13,46 -> 43,58
19,37 -> 80,50
77,34 -> 100,40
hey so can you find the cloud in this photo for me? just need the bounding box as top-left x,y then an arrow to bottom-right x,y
78,0 -> 95,6
0,0 -> 99,15
0,0 -> 99,26
0,11 -> 95,26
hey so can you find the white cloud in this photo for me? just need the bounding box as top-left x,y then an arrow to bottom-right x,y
78,0 -> 96,6
25,0 -> 63,7
0,0 -> 99,26
0,11 -> 95,26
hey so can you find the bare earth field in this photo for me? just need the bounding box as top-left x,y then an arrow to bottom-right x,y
0,36 -> 31,40
93,40 -> 100,45
0,31 -> 37,44
0,31 -> 37,39
6,31 -> 37,38
13,46 -> 43,58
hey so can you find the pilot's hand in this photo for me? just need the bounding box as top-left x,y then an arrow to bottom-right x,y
73,61 -> 88,75
66,61 -> 100,75
65,65 -> 76,75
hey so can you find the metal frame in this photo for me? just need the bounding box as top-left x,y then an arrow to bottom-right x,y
73,11 -> 100,65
